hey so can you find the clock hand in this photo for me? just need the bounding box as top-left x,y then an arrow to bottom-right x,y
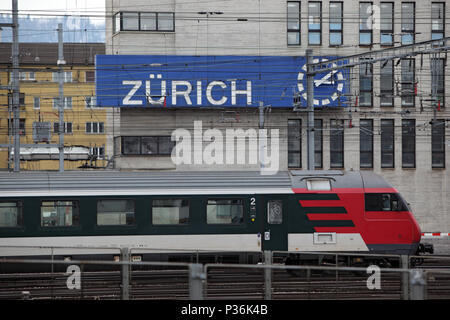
314,69 -> 338,87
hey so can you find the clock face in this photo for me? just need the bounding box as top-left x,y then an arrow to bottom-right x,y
297,58 -> 345,107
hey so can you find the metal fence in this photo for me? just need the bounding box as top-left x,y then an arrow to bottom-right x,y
1,248 -> 450,300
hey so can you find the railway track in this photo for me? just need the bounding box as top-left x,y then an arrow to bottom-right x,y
1,258 -> 450,300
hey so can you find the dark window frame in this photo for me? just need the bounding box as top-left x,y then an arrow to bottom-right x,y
432,119 -> 446,168
114,11 -> 175,33
151,199 -> 190,225
431,2 -> 445,40
380,59 -> 394,107
380,2 -> 394,46
308,1 -> 322,45
96,199 -> 136,227
360,119 -> 374,168
359,60 -> 373,107
0,201 -> 23,228
314,119 -> 323,168
401,2 -> 415,45
402,119 -> 416,168
121,136 -> 174,156
381,119 -> 395,168
287,1 -> 301,45
401,58 -> 416,108
359,2 -> 373,46
329,1 -> 343,46
288,119 -> 302,168
330,119 -> 344,168
40,200 -> 80,228
206,198 -> 244,225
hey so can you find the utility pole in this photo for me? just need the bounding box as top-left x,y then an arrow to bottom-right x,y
12,0 -> 20,172
306,49 -> 315,170
57,23 -> 65,172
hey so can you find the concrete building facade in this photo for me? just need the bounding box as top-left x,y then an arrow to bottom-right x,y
104,0 -> 450,232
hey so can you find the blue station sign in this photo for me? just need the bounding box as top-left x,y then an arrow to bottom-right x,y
95,55 -> 349,108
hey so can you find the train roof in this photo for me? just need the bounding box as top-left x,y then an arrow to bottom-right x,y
0,170 -> 393,197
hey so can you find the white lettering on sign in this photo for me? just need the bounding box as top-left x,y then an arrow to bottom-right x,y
122,80 -> 142,105
121,76 -> 253,107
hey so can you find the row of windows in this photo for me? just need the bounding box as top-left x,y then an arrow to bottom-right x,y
288,118 -> 447,169
0,199 -> 245,228
9,96 -> 99,110
360,57 -> 445,108
113,12 -> 175,33
23,121 -> 105,135
0,194 -> 408,228
10,71 -> 95,83
287,1 -> 445,46
122,136 -> 174,156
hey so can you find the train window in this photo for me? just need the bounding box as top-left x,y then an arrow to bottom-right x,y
267,200 -> 283,224
152,199 -> 189,225
207,199 -> 243,224
97,200 -> 135,226
40,201 -> 79,227
365,193 -> 409,212
306,179 -> 331,190
0,201 -> 23,227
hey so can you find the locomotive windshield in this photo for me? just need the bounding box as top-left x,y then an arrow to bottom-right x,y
365,193 -> 410,212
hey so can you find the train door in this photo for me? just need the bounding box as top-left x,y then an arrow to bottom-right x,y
261,196 -> 288,251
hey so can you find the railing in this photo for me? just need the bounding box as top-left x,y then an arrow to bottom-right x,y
1,247 -> 450,300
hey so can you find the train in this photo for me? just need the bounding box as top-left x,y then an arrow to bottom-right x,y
0,170 -> 433,271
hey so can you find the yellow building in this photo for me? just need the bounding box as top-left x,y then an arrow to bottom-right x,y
0,43 -> 106,171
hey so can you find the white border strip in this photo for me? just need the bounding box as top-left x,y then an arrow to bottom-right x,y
0,188 -> 294,197
422,233 -> 450,238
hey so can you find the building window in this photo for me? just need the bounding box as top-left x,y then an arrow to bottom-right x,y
360,2 -> 373,45
308,2 -> 322,45
53,97 -> 72,109
432,3 -> 445,40
380,60 -> 394,106
380,2 -> 394,45
401,2 -> 415,45
8,118 -> 26,136
0,201 -> 23,228
431,58 -> 445,108
85,96 -> 98,108
114,12 -> 175,32
329,2 -> 343,46
381,119 -> 395,168
41,201 -> 79,227
97,199 -> 135,226
360,119 -> 373,168
432,119 -> 446,168
121,136 -> 174,156
288,119 -> 301,168
401,58 -> 415,107
52,71 -> 72,83
287,1 -> 301,45
152,199 -> 189,225
54,122 -> 72,134
330,119 -> 344,168
90,146 -> 105,159
33,97 -> 40,109
431,2 -> 445,40
8,92 -> 25,106
85,71 -> 95,82
359,60 -> 373,107
402,119 -> 415,168
315,119 -> 323,168
207,199 -> 243,224
86,122 -> 105,134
